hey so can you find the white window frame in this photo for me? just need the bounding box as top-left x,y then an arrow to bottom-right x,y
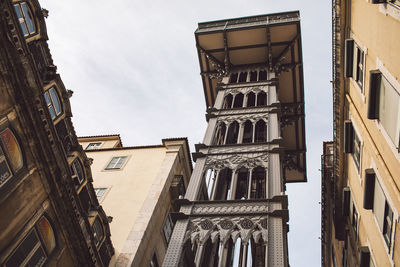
350,117 -> 363,177
85,142 -> 103,150
104,156 -> 128,170
348,34 -> 367,100
94,187 -> 109,203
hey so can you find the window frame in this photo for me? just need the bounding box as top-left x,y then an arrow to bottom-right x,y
92,217 -> 105,248
44,86 -> 63,121
4,215 -> 56,267
71,158 -> 86,191
13,1 -> 36,38
94,187 -> 109,202
104,156 -> 128,170
162,212 -> 174,244
0,127 -> 24,190
85,142 -> 103,150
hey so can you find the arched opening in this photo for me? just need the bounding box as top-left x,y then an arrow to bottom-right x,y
44,87 -> 63,121
214,122 -> 226,145
246,92 -> 256,107
71,158 -> 86,190
226,121 -> 239,144
233,93 -> 244,108
235,168 -> 249,200
238,72 -> 247,83
204,169 -> 217,199
0,128 -> 24,189
242,120 -> 253,144
13,2 -> 36,38
229,73 -> 238,83
250,71 -> 258,82
223,94 -> 233,109
251,167 -> 266,199
256,91 -> 267,106
254,120 -> 266,143
259,70 -> 267,81
214,168 -> 232,200
200,237 -> 220,267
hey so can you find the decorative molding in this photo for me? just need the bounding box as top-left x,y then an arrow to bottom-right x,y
204,152 -> 269,170
216,113 -> 268,125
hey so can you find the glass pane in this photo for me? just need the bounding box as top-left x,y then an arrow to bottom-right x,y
0,128 -> 23,172
373,181 -> 386,232
14,4 -> 23,19
49,88 -> 61,115
48,105 -> 56,120
44,92 -> 51,105
26,246 -> 46,267
0,146 -> 12,188
21,2 -> 35,34
36,216 -> 56,254
73,160 -> 85,184
93,218 -> 104,246
379,77 -> 400,147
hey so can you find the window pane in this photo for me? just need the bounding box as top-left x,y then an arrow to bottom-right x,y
0,146 -> 12,188
36,216 -> 56,254
93,218 -> 104,246
373,181 -> 386,232
0,128 -> 23,172
44,92 -> 51,105
49,88 -> 62,115
72,160 -> 85,184
25,246 -> 46,267
21,2 -> 35,34
14,4 -> 23,19
378,76 -> 400,147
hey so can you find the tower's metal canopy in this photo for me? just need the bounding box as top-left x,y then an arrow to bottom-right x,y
195,11 -> 306,183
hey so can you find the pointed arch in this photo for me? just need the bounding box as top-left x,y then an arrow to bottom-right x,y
256,91 -> 267,106
246,92 -> 256,107
242,120 -> 253,144
251,167 -> 266,199
214,122 -> 226,145
238,72 -> 247,83
229,73 -> 238,83
254,120 -> 266,143
223,94 -> 233,109
226,121 -> 239,144
233,93 -> 244,108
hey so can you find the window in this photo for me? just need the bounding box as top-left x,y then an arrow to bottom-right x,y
13,2 -> 36,37
0,128 -> 23,189
105,156 -> 127,170
223,94 -> 233,109
85,142 -> 102,150
371,174 -> 394,250
254,120 -> 267,143
242,120 -> 253,143
5,216 -> 56,267
344,120 -> 361,173
232,93 -> 244,108
344,39 -> 365,90
44,87 -> 62,121
225,121 -> 239,145
251,167 -> 266,199
246,92 -> 256,107
214,122 -> 226,145
71,159 -> 85,190
94,188 -> 108,202
235,168 -> 249,200
163,213 -> 174,244
350,199 -> 358,234
149,253 -> 159,267
368,70 -> 400,149
92,217 -> 104,247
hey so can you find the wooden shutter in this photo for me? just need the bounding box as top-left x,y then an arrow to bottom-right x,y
363,169 -> 376,209
359,246 -> 371,267
344,120 -> 354,153
367,70 -> 381,119
345,39 -> 354,78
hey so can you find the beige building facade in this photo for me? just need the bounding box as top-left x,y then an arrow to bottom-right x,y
326,0 -> 400,266
78,135 -> 192,267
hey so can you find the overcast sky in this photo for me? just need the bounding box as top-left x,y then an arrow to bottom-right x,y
39,0 -> 332,266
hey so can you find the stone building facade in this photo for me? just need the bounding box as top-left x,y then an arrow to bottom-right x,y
0,0 -> 114,266
163,12 -> 306,267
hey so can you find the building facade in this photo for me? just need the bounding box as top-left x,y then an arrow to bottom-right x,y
326,0 -> 400,266
78,135 -> 192,267
0,0 -> 114,266
163,12 -> 306,267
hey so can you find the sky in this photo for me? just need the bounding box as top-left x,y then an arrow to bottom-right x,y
39,0 -> 332,266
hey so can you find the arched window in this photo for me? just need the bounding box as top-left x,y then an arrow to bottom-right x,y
232,93 -> 244,108
251,167 -> 266,199
226,121 -> 239,144
246,92 -> 256,107
5,215 -> 56,267
13,2 -> 36,37
259,70 -> 267,81
214,168 -> 232,200
250,71 -> 258,82
92,217 -> 105,247
214,122 -> 226,145
204,168 -> 217,199
71,158 -> 85,190
238,72 -> 247,83
0,128 -> 23,189
44,87 -> 62,121
254,120 -> 267,143
235,168 -> 249,200
242,120 -> 253,144
257,91 -> 267,106
223,94 -> 233,109
229,73 -> 238,83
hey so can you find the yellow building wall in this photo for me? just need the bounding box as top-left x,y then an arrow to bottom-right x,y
344,1 -> 400,266
86,147 -> 167,256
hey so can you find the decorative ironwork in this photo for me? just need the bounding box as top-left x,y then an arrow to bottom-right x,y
220,219 -> 234,230
200,219 -> 214,230
240,218 -> 254,229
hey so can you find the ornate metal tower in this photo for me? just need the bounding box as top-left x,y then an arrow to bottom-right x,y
163,12 -> 306,267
